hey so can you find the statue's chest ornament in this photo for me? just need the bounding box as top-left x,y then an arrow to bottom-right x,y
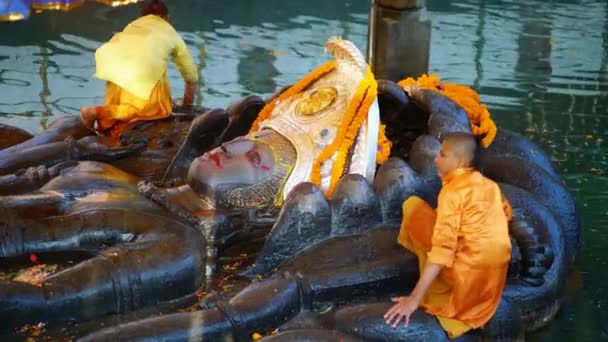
295,86 -> 339,118
248,55 -> 383,196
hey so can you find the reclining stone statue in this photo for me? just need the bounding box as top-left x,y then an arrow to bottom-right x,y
0,37 -> 579,341
0,97 -> 265,185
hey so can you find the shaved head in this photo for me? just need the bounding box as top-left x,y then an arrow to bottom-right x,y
442,132 -> 477,167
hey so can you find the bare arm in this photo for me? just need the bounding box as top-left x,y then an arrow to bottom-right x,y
411,262 -> 444,303
384,262 -> 444,327
182,81 -> 198,106
172,33 -> 199,106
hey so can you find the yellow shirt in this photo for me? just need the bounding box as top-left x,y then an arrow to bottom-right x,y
94,15 -> 198,99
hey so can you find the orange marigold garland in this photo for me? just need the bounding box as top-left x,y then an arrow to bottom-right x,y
249,62 -> 383,196
325,67 -> 378,195
397,74 -> 497,148
376,123 -> 392,164
249,60 -> 337,133
311,66 -> 377,196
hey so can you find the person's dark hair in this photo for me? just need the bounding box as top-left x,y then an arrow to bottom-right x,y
140,0 -> 169,18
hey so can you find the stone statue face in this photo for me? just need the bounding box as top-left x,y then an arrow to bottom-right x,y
187,136 -> 276,198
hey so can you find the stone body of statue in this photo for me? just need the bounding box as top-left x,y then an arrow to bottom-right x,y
0,37 -> 579,341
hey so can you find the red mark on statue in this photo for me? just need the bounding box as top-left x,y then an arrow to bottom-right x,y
260,164 -> 270,171
29,253 -> 39,264
209,153 -> 222,168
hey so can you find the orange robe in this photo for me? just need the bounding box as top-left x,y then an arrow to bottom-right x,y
94,76 -> 172,137
398,168 -> 512,338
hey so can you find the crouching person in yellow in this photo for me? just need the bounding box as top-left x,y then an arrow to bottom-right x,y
384,132 -> 513,339
81,0 -> 198,137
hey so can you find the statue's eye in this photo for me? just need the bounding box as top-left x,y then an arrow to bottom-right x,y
246,150 -> 261,166
220,145 -> 233,158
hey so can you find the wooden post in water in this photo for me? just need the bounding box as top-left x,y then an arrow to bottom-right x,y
367,0 -> 431,81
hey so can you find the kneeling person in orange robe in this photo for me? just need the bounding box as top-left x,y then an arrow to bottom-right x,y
81,0 -> 198,137
384,132 -> 512,339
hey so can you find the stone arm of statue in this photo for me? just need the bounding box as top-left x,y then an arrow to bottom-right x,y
137,180 -> 200,227
0,161 -> 77,195
0,133 -> 148,176
78,131 -> 149,161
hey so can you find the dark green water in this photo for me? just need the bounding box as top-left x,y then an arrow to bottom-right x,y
0,0 -> 606,340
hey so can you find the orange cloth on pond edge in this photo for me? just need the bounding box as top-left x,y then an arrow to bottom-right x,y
398,169 -> 512,339
94,76 -> 172,138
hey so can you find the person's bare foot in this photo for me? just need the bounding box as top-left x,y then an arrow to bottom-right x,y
80,106 -> 97,131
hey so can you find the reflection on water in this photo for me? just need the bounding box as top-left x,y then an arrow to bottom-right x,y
0,0 -> 606,340
237,46 -> 279,95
